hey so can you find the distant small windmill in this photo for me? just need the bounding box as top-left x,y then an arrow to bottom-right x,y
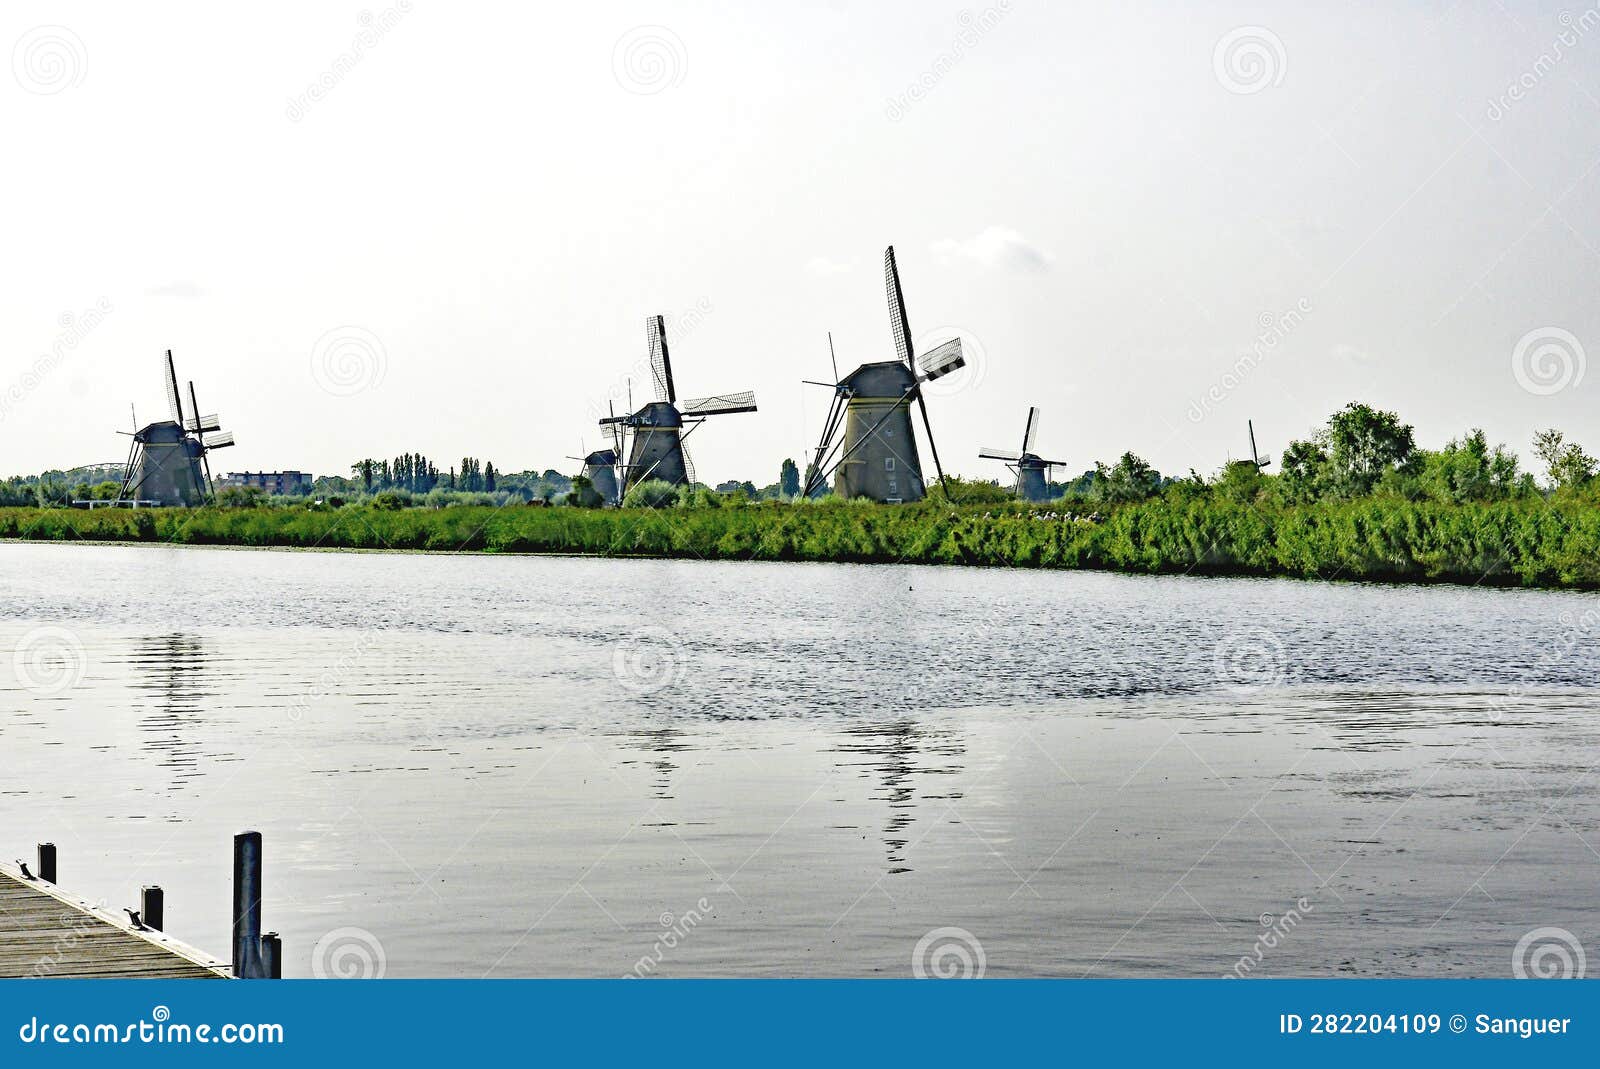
599,315 -> 756,496
567,440 -> 621,507
802,246 -> 967,503
117,350 -> 235,505
1247,419 -> 1272,472
978,406 -> 1069,501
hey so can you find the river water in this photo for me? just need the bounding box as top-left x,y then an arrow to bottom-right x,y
1,541 -> 1597,978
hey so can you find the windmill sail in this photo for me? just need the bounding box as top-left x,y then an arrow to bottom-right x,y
1248,419 -> 1271,469
648,315 -> 676,405
1021,406 -> 1041,454
916,337 -> 965,382
884,247 -> 914,369
601,315 -> 754,498
981,406 -> 1063,502
679,391 -> 757,417
123,349 -> 230,506
164,351 -> 184,427
883,246 -> 950,495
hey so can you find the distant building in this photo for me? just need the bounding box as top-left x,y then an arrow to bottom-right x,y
218,471 -> 313,495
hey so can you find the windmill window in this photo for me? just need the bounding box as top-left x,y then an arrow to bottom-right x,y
884,457 -> 896,471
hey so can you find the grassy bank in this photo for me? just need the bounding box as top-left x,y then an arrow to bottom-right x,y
3,498 -> 1599,589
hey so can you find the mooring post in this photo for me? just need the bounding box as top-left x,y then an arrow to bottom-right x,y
141,886 -> 165,932
231,831 -> 266,979
36,843 -> 56,884
261,932 -> 282,979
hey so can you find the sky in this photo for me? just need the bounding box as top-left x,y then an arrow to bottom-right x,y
2,0 -> 1598,486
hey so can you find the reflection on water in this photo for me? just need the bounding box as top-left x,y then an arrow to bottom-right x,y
1,542 -> 1599,978
832,721 -> 965,870
614,726 -> 691,800
124,634 -> 214,792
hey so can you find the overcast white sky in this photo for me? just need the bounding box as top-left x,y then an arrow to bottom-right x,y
2,1 -> 1597,484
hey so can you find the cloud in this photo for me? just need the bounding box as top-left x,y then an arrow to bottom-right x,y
804,256 -> 853,276
1331,342 -> 1373,365
931,226 -> 1054,273
145,280 -> 206,298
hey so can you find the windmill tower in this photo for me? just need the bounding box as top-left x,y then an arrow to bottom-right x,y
567,443 -> 621,507
599,315 -> 757,495
979,407 -> 1069,502
802,246 -> 966,503
117,350 -> 235,505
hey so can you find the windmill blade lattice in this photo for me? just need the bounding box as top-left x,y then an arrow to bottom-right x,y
884,247 -> 914,369
648,315 -> 676,404
679,391 -> 757,417
1021,406 -> 1041,454
164,351 -> 184,427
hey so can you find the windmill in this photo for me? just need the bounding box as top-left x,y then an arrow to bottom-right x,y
1247,419 -> 1272,472
598,315 -> 756,496
802,246 -> 966,503
978,406 -> 1069,502
116,350 -> 235,505
566,440 -> 621,507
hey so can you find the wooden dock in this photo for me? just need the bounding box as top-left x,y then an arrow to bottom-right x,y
0,863 -> 228,979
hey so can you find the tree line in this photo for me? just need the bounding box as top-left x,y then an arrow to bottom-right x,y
5,403 -> 1594,510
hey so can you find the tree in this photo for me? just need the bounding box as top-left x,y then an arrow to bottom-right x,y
1533,429 -> 1596,491
1324,402 -> 1416,495
484,462 -> 496,493
622,479 -> 679,509
779,458 -> 800,498
1417,429 -> 1520,503
1093,452 -> 1162,503
1276,437 -> 1330,503
802,461 -> 822,498
1213,460 -> 1265,504
1278,402 -> 1417,501
216,485 -> 264,509
565,475 -> 603,507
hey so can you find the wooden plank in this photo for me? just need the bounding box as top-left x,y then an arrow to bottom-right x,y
0,864 -> 228,979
